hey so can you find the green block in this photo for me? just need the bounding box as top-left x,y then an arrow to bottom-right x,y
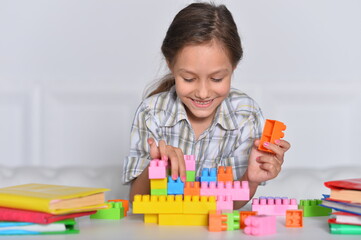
298,199 -> 332,217
186,171 -> 196,182
151,188 -> 167,196
223,210 -> 240,231
90,202 -> 124,219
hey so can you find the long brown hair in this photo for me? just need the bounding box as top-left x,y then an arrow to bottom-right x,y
146,2 -> 242,97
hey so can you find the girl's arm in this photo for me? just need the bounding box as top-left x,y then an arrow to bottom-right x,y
129,167 -> 150,202
233,139 -> 291,209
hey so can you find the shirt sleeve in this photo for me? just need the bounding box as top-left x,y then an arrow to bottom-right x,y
122,102 -> 158,184
226,107 -> 265,180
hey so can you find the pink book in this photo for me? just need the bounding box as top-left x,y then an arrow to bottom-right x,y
0,207 -> 96,224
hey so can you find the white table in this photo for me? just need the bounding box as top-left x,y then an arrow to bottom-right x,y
6,214 -> 361,240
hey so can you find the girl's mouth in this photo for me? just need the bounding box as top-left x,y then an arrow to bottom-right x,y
191,98 -> 213,108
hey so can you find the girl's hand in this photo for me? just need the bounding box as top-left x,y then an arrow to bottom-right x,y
246,139 -> 291,184
147,138 -> 186,182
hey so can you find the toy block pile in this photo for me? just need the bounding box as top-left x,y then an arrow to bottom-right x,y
132,155 -> 250,226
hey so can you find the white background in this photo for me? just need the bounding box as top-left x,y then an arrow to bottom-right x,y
1,0 -> 360,170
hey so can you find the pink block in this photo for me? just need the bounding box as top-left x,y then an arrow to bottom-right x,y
252,197 -> 298,216
200,181 -> 250,201
216,195 -> 233,211
148,159 -> 167,179
244,215 -> 276,236
184,155 -> 195,171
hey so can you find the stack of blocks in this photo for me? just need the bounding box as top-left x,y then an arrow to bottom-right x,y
133,155 -> 250,226
132,120 -> 330,235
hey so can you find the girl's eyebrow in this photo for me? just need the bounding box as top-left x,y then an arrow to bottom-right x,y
178,68 -> 230,75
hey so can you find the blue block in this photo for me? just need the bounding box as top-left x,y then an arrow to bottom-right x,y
200,168 -> 217,182
167,176 -> 184,195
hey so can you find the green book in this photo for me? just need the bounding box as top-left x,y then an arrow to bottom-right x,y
329,222 -> 361,235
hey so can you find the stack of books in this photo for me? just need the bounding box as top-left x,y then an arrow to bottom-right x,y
0,183 -> 109,235
322,178 -> 361,234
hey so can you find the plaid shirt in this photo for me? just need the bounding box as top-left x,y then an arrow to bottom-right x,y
123,86 -> 264,183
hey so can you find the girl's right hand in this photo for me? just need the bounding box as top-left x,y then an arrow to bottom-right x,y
147,138 -> 186,182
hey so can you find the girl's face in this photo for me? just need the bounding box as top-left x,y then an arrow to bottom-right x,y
171,41 -> 233,125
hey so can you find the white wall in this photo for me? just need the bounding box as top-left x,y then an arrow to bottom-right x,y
1,0 -> 360,169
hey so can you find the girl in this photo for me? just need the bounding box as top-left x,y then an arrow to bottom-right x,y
123,2 -> 290,209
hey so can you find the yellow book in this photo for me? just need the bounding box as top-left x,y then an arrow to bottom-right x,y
0,183 -> 110,215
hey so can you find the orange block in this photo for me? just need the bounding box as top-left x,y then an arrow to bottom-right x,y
184,182 -> 200,196
217,166 -> 233,182
239,211 -> 257,229
286,210 -> 303,228
258,119 -> 286,153
208,210 -> 228,232
108,199 -> 129,216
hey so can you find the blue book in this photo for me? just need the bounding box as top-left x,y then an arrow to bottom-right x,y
0,219 -> 79,235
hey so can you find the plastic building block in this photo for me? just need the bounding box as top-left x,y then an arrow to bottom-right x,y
208,210 -> 228,232
158,213 -> 208,226
258,119 -> 286,153
167,176 -> 184,195
244,215 -> 276,236
183,195 -> 216,214
200,181 -> 249,201
240,211 -> 257,229
148,159 -> 167,179
151,189 -> 167,196
144,214 -> 158,223
217,195 -> 233,211
184,155 -> 195,171
222,210 -> 240,231
133,195 -> 183,214
186,170 -> 196,182
298,199 -> 332,217
200,168 -> 217,182
184,181 -> 200,196
217,166 -> 233,182
108,199 -> 129,217
286,210 -> 303,228
90,202 -> 124,220
150,178 -> 167,190
252,197 -> 298,215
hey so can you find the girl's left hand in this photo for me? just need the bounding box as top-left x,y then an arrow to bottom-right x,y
246,139 -> 291,184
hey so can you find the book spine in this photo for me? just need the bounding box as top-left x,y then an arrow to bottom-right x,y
0,195 -> 50,213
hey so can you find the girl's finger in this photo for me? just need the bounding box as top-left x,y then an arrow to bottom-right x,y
158,140 -> 168,161
174,148 -> 186,182
167,146 -> 179,180
258,162 -> 280,179
147,138 -> 160,159
275,139 -> 291,151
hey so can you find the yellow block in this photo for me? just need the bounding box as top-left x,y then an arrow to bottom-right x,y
183,195 -> 216,214
150,178 -> 167,189
133,195 -> 183,214
144,214 -> 158,223
158,213 -> 208,226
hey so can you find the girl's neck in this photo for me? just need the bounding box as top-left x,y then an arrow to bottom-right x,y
187,111 -> 215,140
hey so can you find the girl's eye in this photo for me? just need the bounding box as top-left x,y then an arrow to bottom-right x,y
211,78 -> 223,82
183,78 -> 195,82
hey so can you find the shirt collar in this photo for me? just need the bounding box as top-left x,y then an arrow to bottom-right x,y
162,88 -> 188,127
213,96 -> 239,130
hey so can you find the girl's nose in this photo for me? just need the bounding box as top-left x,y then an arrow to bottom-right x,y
195,80 -> 210,99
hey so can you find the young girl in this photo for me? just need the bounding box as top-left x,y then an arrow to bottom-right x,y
123,2 -> 290,209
